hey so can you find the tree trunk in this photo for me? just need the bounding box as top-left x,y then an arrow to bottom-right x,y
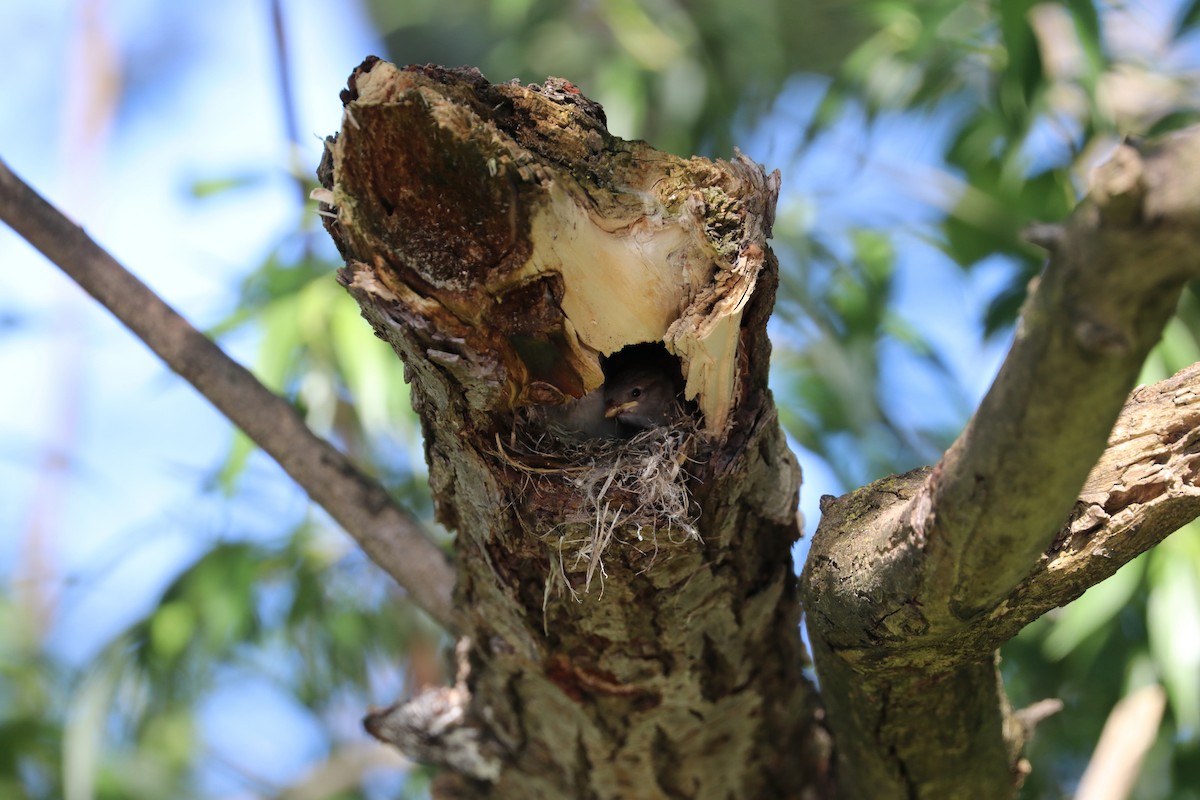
317,60 -> 830,798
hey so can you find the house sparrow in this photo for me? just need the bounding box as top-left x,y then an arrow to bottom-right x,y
603,366 -> 682,430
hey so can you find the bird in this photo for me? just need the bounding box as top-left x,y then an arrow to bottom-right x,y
603,365 -> 683,431
535,345 -> 687,440
540,386 -> 624,440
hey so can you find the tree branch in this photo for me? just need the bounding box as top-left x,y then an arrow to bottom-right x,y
801,128 -> 1200,797
985,361 -> 1200,642
925,133 -> 1200,620
0,156 -> 457,630
1075,685 -> 1166,800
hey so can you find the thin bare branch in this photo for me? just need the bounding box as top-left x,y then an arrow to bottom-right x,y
267,0 -> 308,204
274,741 -> 409,800
0,156 -> 457,630
1076,685 -> 1166,800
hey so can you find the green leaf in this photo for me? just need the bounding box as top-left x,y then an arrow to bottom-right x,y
982,279 -> 1029,336
1064,0 -> 1105,80
215,428 -> 255,493
1145,109 -> 1200,138
149,603 -> 196,662
851,229 -> 895,284
188,172 -> 266,199
1148,315 -> 1200,381
996,0 -> 1043,132
140,711 -> 196,772
256,293 -> 304,395
329,291 -> 413,437
803,81 -> 848,146
1043,555 -> 1146,661
1147,532 -> 1200,738
1177,0 -> 1200,37
63,662 -> 117,800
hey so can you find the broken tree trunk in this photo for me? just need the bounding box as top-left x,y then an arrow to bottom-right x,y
316,59 -> 828,798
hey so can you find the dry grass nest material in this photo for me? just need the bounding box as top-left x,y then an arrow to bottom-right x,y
496,413 -> 706,601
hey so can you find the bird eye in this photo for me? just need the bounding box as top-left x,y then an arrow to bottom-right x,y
631,388 -> 642,398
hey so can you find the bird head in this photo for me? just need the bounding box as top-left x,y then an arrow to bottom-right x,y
603,368 -> 678,430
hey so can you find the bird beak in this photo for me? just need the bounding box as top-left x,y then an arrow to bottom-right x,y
605,400 -> 637,419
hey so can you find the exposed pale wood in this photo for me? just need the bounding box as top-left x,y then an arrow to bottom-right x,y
329,60 -> 777,435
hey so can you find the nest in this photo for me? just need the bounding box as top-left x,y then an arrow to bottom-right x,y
493,412 -> 705,605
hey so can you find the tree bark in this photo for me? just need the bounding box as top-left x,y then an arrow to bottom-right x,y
317,60 -> 828,798
800,133 -> 1200,798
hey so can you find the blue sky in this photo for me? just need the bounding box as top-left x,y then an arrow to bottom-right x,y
0,2 -> 388,795
0,0 -> 374,655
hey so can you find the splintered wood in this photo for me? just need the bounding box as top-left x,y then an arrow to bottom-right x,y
318,59 -> 779,435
